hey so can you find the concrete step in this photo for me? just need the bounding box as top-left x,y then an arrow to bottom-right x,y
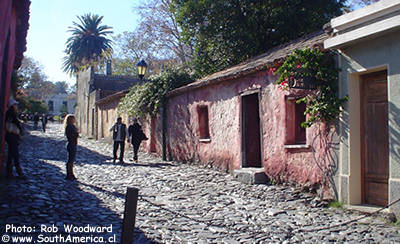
233,167 -> 269,185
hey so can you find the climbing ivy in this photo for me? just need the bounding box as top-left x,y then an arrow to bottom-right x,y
118,67 -> 194,118
276,48 -> 348,127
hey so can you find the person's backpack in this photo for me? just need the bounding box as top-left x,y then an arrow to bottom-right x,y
139,129 -> 148,141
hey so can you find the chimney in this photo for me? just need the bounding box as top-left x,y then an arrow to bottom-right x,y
106,60 -> 112,75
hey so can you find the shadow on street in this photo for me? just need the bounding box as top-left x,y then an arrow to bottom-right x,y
0,123 -> 155,243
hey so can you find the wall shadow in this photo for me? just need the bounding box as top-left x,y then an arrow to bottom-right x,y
0,124 -> 155,243
25,122 -> 176,169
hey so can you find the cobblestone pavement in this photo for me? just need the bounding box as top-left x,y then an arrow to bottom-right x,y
1,123 -> 400,243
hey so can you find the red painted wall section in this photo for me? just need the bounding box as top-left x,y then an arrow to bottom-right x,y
140,115 -> 163,155
166,77 -> 246,172
162,69 -> 331,190
0,2 -> 18,165
262,84 -> 329,187
0,1 -> 12,64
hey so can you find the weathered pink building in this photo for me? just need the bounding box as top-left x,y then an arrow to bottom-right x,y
94,31 -> 334,194
144,31 -> 332,190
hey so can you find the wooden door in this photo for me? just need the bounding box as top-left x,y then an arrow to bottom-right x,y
361,71 -> 388,207
242,93 -> 262,168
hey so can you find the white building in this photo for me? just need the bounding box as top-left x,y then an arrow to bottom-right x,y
45,93 -> 76,115
325,0 -> 400,217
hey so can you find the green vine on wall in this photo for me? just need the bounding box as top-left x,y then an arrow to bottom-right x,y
276,48 -> 348,127
118,67 -> 194,118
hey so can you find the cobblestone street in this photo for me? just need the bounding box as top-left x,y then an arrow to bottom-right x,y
1,123 -> 400,243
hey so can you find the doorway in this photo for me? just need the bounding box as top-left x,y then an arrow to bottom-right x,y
241,93 -> 262,168
360,71 -> 388,206
150,117 -> 157,153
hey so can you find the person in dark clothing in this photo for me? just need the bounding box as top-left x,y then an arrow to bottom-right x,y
128,118 -> 148,162
64,114 -> 79,180
41,114 -> 48,132
33,113 -> 39,130
5,98 -> 25,179
110,117 -> 127,163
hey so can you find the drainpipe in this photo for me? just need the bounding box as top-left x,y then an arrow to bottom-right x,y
162,98 -> 167,161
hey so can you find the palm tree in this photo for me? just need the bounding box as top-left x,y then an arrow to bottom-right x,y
63,13 -> 113,74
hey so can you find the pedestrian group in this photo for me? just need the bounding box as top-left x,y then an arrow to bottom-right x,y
110,117 -> 148,164
4,97 -> 148,181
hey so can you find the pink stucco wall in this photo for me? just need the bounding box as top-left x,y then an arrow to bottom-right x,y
0,2 -> 18,166
161,70 -> 330,188
140,115 -> 163,155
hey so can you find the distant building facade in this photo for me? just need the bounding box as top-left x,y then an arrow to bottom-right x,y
75,67 -> 143,138
45,93 -> 75,116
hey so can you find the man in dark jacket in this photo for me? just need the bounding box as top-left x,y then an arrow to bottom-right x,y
41,114 -> 48,132
110,117 -> 127,163
128,118 -> 148,162
33,113 -> 39,130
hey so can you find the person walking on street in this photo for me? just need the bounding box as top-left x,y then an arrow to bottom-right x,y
5,98 -> 25,179
41,114 -> 48,132
128,118 -> 148,162
110,117 -> 127,163
64,114 -> 79,180
33,113 -> 39,130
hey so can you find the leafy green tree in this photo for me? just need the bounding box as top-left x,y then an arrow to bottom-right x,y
24,74 -> 55,101
135,0 -> 193,64
111,0 -> 193,77
172,0 -> 345,78
63,13 -> 113,74
111,31 -> 153,76
112,31 -> 178,77
18,56 -> 44,88
118,67 -> 194,117
53,81 -> 69,94
18,97 -> 48,114
17,57 -> 55,101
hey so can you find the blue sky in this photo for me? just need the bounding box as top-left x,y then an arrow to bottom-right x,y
25,0 -> 141,86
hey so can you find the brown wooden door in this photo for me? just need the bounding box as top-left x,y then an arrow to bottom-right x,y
242,93 -> 262,167
361,71 -> 389,207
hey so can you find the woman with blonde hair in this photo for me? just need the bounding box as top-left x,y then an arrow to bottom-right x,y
63,114 -> 79,180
